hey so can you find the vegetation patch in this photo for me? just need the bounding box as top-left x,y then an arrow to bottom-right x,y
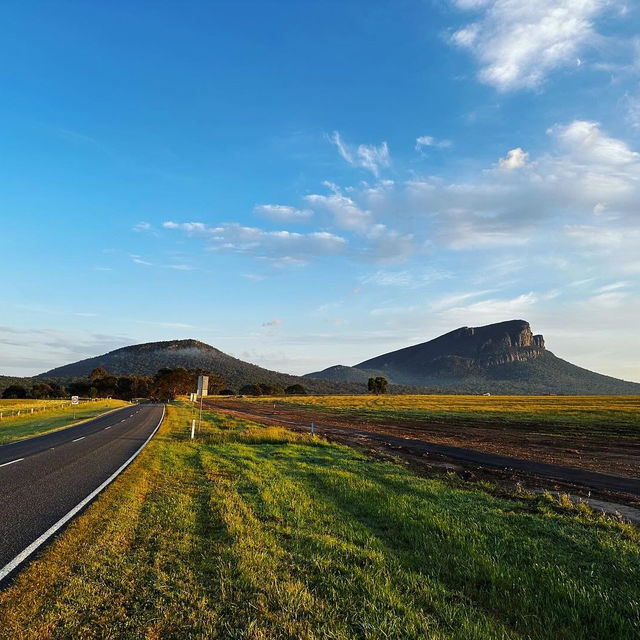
0,399 -> 129,445
245,394 -> 640,439
0,401 -> 638,639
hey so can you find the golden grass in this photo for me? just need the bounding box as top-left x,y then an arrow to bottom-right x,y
242,394 -> 640,437
0,399 -> 129,445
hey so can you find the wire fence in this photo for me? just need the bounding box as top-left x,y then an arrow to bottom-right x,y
0,398 -> 100,420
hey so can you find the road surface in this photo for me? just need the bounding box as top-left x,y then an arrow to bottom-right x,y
0,403 -> 164,585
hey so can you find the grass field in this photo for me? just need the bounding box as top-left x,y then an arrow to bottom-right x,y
0,400 -> 637,639
0,398 -> 71,413
244,394 -> 640,438
0,399 -> 129,445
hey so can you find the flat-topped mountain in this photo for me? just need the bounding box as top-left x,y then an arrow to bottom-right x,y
37,339 -> 355,394
306,320 -> 640,394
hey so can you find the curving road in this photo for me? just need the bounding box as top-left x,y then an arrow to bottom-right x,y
0,403 -> 164,585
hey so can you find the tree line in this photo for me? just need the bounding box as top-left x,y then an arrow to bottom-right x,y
1,369 -> 389,400
1,367 -> 310,400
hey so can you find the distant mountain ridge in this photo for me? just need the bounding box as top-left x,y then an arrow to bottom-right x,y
305,320 -> 640,395
31,321 -> 640,395
37,339 -> 359,394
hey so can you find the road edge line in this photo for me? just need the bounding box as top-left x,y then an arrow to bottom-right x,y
0,404 -> 166,584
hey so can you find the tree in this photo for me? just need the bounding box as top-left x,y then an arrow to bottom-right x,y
89,366 -> 109,381
2,384 -> 27,399
239,384 -> 262,396
152,367 -> 193,400
31,382 -> 53,399
95,375 -> 118,398
219,388 -> 236,395
285,384 -> 307,395
68,380 -> 91,396
367,376 -> 388,395
48,382 -> 65,398
255,383 -> 284,396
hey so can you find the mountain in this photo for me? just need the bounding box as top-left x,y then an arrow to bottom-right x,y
36,339 -> 360,394
305,320 -> 640,394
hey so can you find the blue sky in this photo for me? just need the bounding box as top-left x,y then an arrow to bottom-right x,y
2,0 -> 640,381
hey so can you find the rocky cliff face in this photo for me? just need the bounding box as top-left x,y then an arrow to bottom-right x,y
356,319 -> 547,378
471,321 -> 546,366
305,319 -> 640,394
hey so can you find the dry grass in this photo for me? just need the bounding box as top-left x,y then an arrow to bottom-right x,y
0,399 -> 129,445
243,394 -> 640,438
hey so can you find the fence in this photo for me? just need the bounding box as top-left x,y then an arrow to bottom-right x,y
0,398 -> 98,420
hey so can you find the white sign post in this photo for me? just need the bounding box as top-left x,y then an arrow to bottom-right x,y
197,375 -> 208,432
71,395 -> 79,419
197,376 -> 208,397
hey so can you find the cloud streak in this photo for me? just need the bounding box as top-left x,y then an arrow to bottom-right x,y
330,131 -> 390,177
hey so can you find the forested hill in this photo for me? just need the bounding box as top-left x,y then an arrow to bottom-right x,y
37,339 -> 362,394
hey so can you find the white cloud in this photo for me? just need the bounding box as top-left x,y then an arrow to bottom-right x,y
254,204 -> 313,222
415,135 -> 451,151
133,221 -> 152,232
131,255 -> 154,266
306,187 -> 414,262
330,131 -> 390,177
623,91 -> 640,129
499,147 -> 528,170
361,270 -> 414,287
405,120 -> 640,252
262,319 -> 282,327
163,221 -> 347,263
451,0 -> 611,91
438,292 -> 539,325
430,289 -> 498,312
305,191 -> 373,232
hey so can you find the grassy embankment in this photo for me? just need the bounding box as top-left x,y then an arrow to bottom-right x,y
0,400 -> 638,639
244,394 -> 640,439
0,399 -> 129,445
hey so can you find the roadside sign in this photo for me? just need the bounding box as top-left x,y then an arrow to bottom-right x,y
197,375 -> 209,397
71,396 -> 79,405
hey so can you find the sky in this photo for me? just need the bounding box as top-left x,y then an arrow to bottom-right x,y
1,0 -> 640,382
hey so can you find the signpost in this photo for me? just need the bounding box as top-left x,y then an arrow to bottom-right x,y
71,395 -> 79,419
196,375 -> 208,433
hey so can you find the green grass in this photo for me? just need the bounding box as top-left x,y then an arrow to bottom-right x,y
0,401 -> 638,639
244,394 -> 640,439
0,399 -> 129,445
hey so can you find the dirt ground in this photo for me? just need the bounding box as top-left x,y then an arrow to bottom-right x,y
203,398 -> 640,517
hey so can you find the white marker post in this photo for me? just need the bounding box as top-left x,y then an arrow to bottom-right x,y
71,395 -> 79,419
191,419 -> 196,440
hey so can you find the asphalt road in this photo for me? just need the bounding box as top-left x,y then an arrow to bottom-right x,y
205,400 -> 640,497
0,403 -> 164,584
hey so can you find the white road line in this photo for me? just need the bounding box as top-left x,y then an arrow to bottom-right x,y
72,437 -> 85,442
0,405 -> 165,583
104,426 -> 111,430
0,458 -> 24,468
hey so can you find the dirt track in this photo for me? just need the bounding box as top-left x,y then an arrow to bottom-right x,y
204,398 -> 640,510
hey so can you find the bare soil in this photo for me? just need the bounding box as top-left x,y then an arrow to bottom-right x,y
204,398 -> 640,514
